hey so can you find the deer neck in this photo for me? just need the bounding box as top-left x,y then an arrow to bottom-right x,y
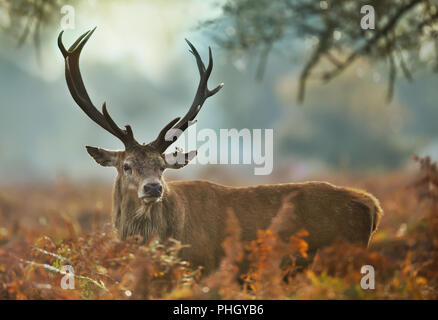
112,179 -> 172,242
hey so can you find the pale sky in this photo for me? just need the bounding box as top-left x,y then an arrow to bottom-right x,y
2,0 -> 224,82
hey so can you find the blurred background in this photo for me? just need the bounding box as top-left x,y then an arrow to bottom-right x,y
1,0 -> 438,300
0,0 -> 437,185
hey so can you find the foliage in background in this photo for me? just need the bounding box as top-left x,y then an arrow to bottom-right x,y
1,0 -> 437,174
1,156 -> 438,299
2,0 -> 437,102
0,0 -> 77,58
204,0 -> 438,102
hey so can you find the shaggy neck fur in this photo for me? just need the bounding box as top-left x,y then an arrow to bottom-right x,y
112,178 -> 173,242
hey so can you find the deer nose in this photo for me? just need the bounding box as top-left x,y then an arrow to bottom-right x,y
143,183 -> 163,197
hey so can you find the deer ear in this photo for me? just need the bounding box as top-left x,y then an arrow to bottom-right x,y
86,146 -> 120,167
164,150 -> 197,169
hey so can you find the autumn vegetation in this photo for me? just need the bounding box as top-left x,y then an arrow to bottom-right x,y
0,155 -> 438,299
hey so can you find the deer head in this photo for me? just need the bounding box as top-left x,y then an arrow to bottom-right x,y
58,28 -> 223,204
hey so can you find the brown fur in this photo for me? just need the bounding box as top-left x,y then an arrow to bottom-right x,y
110,175 -> 383,274
86,136 -> 383,276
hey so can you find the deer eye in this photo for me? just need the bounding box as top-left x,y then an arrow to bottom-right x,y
123,163 -> 132,174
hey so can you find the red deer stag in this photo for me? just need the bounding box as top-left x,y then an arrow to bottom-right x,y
58,28 -> 383,274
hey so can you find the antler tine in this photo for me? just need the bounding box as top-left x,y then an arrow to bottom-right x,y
150,39 -> 224,153
58,28 -> 138,149
101,102 -> 135,142
149,117 -> 181,150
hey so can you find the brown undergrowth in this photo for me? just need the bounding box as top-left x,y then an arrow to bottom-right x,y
0,156 -> 437,299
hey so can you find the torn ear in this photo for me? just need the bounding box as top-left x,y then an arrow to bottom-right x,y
164,150 -> 197,169
86,146 -> 121,167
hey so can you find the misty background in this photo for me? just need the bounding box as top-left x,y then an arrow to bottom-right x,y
0,0 -> 437,185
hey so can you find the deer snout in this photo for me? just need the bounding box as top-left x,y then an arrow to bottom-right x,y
143,183 -> 163,198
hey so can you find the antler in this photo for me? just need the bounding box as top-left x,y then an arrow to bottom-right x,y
150,39 -> 224,152
58,28 -> 138,149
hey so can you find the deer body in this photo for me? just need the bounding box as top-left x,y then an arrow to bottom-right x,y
112,178 -> 382,274
58,29 -> 383,275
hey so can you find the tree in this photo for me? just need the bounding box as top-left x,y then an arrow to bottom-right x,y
203,0 -> 438,103
0,0 -> 79,53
